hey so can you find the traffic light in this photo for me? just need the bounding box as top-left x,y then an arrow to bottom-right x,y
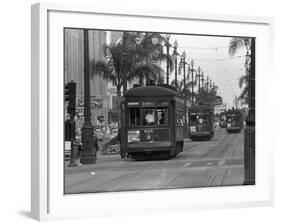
65,120 -> 76,141
65,81 -> 76,119
65,83 -> 70,102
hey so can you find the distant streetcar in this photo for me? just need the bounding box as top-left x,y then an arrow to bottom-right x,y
121,85 -> 184,160
226,108 -> 243,133
188,104 -> 214,141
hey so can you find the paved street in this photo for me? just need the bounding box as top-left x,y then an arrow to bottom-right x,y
65,128 -> 244,194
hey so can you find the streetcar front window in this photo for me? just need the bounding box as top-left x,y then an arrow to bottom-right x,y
227,114 -> 241,123
129,107 -> 140,126
142,108 -> 155,125
190,113 -> 210,125
156,108 -> 169,125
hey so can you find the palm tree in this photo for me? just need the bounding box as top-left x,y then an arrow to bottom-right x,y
228,38 -> 251,56
89,32 -> 168,125
132,63 -> 165,86
228,37 -> 251,105
91,32 -> 171,94
237,74 -> 248,105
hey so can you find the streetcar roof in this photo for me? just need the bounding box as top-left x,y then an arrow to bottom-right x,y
189,104 -> 213,112
124,85 -> 183,98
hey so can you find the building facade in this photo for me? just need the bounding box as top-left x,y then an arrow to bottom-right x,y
64,29 -> 108,130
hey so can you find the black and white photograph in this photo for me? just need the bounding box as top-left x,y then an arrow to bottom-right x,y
63,28 -> 255,194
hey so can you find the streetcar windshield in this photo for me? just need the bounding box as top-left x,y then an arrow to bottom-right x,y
190,113 -> 210,125
142,108 -> 155,125
156,108 -> 169,125
227,114 -> 241,123
141,107 -> 169,126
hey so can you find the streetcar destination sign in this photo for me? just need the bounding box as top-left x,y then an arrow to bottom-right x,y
128,102 -> 139,106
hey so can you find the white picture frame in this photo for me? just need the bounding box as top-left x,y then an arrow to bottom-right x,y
31,2 -> 274,221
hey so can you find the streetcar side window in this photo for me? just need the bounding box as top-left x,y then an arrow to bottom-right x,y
156,108 -> 169,125
142,108 -> 155,125
129,107 -> 140,126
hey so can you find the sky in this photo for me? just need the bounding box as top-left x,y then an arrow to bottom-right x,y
168,34 -> 247,109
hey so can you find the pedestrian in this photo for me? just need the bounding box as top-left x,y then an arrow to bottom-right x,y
93,130 -> 99,158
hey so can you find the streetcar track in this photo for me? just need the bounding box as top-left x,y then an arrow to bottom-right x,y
162,132 -> 240,187
206,133 -> 241,186
206,142 -> 234,186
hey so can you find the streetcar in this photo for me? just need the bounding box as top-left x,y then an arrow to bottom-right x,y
121,85 -> 184,160
226,108 -> 243,133
188,104 -> 214,141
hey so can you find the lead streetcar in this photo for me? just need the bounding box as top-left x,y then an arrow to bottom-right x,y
188,104 -> 214,141
120,85 -> 184,160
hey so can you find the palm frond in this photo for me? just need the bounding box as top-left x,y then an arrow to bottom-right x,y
238,74 -> 248,88
228,38 -> 250,56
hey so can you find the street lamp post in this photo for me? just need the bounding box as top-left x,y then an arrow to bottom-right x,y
80,29 -> 96,165
201,71 -> 205,102
122,32 -> 130,93
209,79 -> 214,107
191,59 -> 195,105
172,40 -> 179,89
164,34 -> 171,85
205,75 -> 209,104
196,66 -> 201,96
181,51 -> 188,136
212,81 -> 216,107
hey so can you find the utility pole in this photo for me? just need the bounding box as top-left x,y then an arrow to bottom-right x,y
244,38 -> 255,185
80,29 -> 96,164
